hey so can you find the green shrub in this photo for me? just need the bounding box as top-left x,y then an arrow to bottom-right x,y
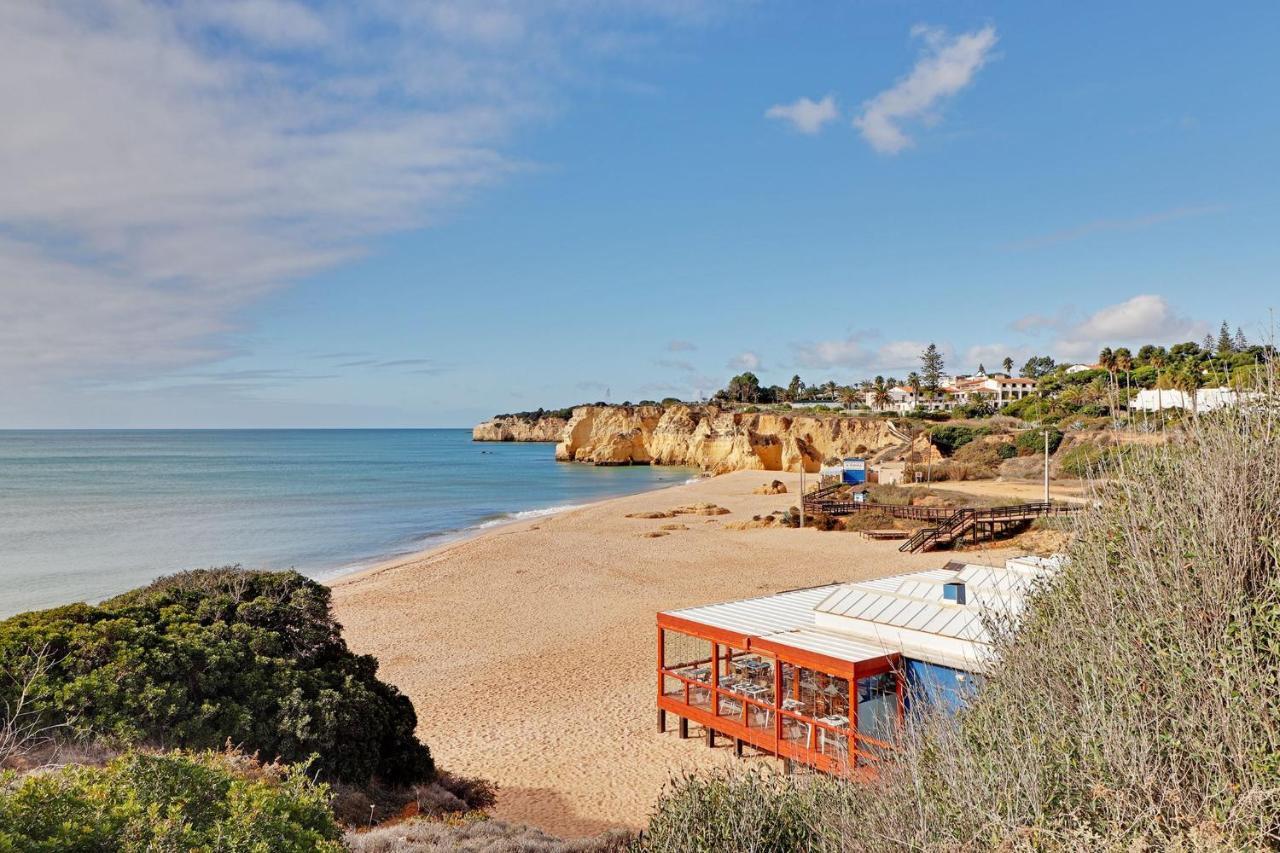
0,751 -> 343,851
1015,426 -> 1063,456
996,441 -> 1017,459
0,568 -> 433,786
950,440 -> 1005,477
927,425 -> 977,456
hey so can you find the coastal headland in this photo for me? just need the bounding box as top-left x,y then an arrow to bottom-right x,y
473,404 -> 940,473
329,470 -> 1024,838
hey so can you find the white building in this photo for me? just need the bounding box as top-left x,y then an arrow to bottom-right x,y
1129,386 -> 1241,412
864,374 -> 1037,414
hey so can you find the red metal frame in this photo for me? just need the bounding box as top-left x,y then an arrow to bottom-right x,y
657,614 -> 903,775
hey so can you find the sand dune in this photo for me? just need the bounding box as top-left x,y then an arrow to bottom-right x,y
330,470 -> 1022,838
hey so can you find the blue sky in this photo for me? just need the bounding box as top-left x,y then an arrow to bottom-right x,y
2,1 -> 1278,427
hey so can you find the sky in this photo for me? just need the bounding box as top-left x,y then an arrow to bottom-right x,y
2,1 -> 1278,428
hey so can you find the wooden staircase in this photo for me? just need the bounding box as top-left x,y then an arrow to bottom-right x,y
897,502 -> 1076,553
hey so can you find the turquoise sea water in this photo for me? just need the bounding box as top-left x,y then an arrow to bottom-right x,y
0,430 -> 694,618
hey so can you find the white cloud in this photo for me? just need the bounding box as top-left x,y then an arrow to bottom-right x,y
791,337 -> 870,370
728,351 -> 762,371
765,95 -> 838,134
0,2 -> 724,394
791,336 -> 945,374
667,340 -> 697,352
963,344 -> 1031,373
1011,295 -> 1208,362
853,24 -> 997,154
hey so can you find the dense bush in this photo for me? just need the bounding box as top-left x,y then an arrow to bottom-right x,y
0,568 -> 433,786
1014,426 -> 1063,456
641,380 -> 1280,850
950,440 -> 1006,477
927,424 -> 976,456
0,750 -> 343,851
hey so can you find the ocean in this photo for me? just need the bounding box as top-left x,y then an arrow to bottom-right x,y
0,429 -> 695,618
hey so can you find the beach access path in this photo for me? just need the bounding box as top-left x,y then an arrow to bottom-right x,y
330,470 -> 1025,838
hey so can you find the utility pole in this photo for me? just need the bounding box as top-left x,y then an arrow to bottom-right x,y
1043,429 -> 1050,503
799,464 -> 806,529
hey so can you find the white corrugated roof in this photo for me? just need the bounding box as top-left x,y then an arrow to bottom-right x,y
663,584 -> 841,638
661,557 -> 1058,672
759,627 -> 888,663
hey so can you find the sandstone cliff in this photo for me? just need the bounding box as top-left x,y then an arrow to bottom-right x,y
472,416 -> 568,443
540,404 -> 935,473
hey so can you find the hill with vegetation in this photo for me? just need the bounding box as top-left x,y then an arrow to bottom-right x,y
0,568 -> 433,786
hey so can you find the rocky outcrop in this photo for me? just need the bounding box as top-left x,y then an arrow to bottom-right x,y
547,404 -> 921,473
472,416 -> 568,443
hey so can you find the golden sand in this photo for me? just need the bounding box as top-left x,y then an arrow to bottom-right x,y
329,470 -> 1022,838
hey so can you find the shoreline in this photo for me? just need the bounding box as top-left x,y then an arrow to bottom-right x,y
322,474 -> 705,588
328,470 -> 1028,837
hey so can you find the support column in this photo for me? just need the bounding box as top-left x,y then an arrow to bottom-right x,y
735,738 -> 744,758
657,708 -> 666,733
706,728 -> 716,748
679,717 -> 689,739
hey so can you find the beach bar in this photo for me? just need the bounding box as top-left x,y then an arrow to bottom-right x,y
656,556 -> 1057,775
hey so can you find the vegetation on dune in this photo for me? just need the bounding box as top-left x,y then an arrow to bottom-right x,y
642,379 -> 1280,850
0,568 -> 433,787
0,750 -> 343,851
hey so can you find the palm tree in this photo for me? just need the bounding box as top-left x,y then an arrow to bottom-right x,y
1098,347 -> 1117,414
1002,356 -> 1014,375
1173,364 -> 1200,418
872,381 -> 892,411
907,372 -> 923,407
1113,347 -> 1134,421
838,385 -> 858,409
1150,349 -> 1168,414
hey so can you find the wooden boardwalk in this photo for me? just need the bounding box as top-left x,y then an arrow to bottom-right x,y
802,484 -> 1080,553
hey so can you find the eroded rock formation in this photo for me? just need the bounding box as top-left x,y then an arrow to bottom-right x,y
471,416 -> 569,443
476,404 -> 937,473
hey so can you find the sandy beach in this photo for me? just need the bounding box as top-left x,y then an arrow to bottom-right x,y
330,470 -> 1023,838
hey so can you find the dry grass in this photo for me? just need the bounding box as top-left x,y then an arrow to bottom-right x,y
641,372 -> 1280,851
345,817 -> 631,852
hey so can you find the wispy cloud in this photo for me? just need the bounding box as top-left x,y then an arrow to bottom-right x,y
790,335 -> 942,374
666,340 -> 698,352
0,2 -> 726,392
727,351 -> 762,371
853,24 -> 998,154
1002,204 -> 1228,251
765,95 -> 838,134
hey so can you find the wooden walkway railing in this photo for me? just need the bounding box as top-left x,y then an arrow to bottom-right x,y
897,502 -> 1079,553
802,486 -> 1080,553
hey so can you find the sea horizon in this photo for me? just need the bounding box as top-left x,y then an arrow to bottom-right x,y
0,428 -> 695,618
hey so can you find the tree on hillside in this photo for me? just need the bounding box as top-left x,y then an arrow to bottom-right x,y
1020,355 -> 1056,379
1234,327 -> 1249,352
977,362 -> 986,375
907,372 -> 923,400
724,372 -> 762,403
838,385 -> 858,409
1202,333 -> 1216,354
1002,356 -> 1014,375
872,379 -> 892,411
1217,321 -> 1234,356
1113,347 -> 1133,373
920,343 -> 945,392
